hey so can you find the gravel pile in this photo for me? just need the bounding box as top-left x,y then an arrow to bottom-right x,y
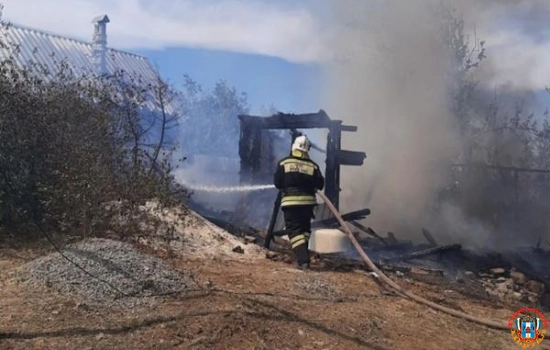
295,275 -> 340,299
16,238 -> 190,307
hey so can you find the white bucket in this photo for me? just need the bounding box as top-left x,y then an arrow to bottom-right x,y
308,228 -> 351,254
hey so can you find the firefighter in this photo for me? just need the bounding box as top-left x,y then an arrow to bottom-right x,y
273,134 -> 324,270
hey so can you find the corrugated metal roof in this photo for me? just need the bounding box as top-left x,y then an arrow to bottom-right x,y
0,22 -> 179,118
0,22 -> 158,82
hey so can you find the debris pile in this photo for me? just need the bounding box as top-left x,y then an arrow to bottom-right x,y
189,198 -> 550,311
479,267 -> 547,305
16,238 -> 190,307
133,201 -> 264,260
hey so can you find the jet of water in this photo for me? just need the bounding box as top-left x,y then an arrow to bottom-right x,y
185,183 -> 276,193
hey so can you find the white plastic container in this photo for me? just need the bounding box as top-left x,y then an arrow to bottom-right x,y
308,228 -> 352,254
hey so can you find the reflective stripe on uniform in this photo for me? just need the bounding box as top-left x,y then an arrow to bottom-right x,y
280,158 -> 317,168
281,195 -> 317,207
290,234 -> 308,248
280,158 -> 317,176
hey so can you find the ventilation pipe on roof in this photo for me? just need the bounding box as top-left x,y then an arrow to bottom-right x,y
91,14 -> 110,76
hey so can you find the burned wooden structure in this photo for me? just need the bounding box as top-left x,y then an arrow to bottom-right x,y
238,109 -> 368,247
238,109 -> 366,209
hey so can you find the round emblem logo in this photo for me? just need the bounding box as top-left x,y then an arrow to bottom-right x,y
509,308 -> 548,347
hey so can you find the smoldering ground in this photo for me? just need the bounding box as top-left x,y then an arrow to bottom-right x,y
321,0 -> 550,249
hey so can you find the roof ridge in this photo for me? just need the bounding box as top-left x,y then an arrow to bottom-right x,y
2,21 -> 148,60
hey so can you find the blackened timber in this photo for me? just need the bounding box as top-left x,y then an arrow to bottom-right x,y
238,120 -> 262,184
386,232 -> 399,245
381,244 -> 462,263
341,125 -> 358,132
264,191 -> 282,248
238,110 -> 359,132
421,228 -> 438,247
325,120 -> 342,209
311,208 -> 371,228
451,163 -> 550,174
349,222 -> 389,246
339,150 -> 366,166
238,110 -> 333,129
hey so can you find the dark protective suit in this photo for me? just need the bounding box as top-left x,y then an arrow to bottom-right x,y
273,149 -> 324,267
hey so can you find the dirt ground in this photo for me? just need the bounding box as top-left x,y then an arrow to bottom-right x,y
1,241 -> 548,350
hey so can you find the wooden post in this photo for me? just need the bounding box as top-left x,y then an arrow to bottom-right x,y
325,120 -> 342,210
239,120 -> 262,184
264,191 -> 282,248
513,169 -> 520,222
237,119 -> 263,225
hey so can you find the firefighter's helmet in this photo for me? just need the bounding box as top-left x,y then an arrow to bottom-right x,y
292,135 -> 311,152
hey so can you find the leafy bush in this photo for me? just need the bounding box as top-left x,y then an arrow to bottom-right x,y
0,42 -> 187,238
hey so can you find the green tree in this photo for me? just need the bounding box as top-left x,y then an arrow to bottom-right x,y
180,75 -> 249,158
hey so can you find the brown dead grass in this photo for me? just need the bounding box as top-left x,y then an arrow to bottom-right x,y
0,239 -> 539,350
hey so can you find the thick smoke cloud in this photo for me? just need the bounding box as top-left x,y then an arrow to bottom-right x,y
320,0 -> 550,248
322,0 -> 462,238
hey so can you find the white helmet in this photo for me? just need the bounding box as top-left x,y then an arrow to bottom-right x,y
291,135 -> 311,152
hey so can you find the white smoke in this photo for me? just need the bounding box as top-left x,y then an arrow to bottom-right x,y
319,0 -> 550,247
322,0 -> 462,237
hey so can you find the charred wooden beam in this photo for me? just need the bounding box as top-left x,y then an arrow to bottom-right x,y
382,244 -> 462,263
238,110 -> 334,129
325,120 -> 342,209
349,223 -> 388,246
239,108 -> 365,219
311,208 -> 371,228
341,125 -> 358,132
339,150 -> 366,166
264,191 -> 282,248
238,120 -> 263,184
386,232 -> 399,245
451,163 -> 550,174
421,228 -> 438,247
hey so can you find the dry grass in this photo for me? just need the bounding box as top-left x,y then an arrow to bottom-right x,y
0,240 -> 525,350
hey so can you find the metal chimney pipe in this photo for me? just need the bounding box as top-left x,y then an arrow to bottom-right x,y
91,14 -> 110,76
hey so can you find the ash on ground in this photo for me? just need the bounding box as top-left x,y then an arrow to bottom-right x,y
295,274 -> 340,299
15,238 -> 190,307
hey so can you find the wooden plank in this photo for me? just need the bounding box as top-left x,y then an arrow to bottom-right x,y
451,163 -> 550,174
238,121 -> 262,183
325,120 -> 342,209
421,228 -> 438,247
386,232 -> 399,245
264,191 -> 282,248
382,244 -> 462,263
311,208 -> 371,228
339,150 -> 366,166
238,110 -> 333,129
341,125 -> 358,132
348,222 -> 388,246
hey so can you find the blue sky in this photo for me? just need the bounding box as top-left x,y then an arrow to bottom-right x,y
1,0 -> 330,114
137,46 -> 324,114
1,0 -> 550,115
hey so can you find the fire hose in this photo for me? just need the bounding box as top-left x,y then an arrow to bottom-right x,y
315,190 -> 510,331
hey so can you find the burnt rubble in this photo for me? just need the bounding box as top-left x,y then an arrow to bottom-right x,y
479,268 -> 546,304
185,109 -> 550,311
191,203 -> 550,310
330,230 -> 550,309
